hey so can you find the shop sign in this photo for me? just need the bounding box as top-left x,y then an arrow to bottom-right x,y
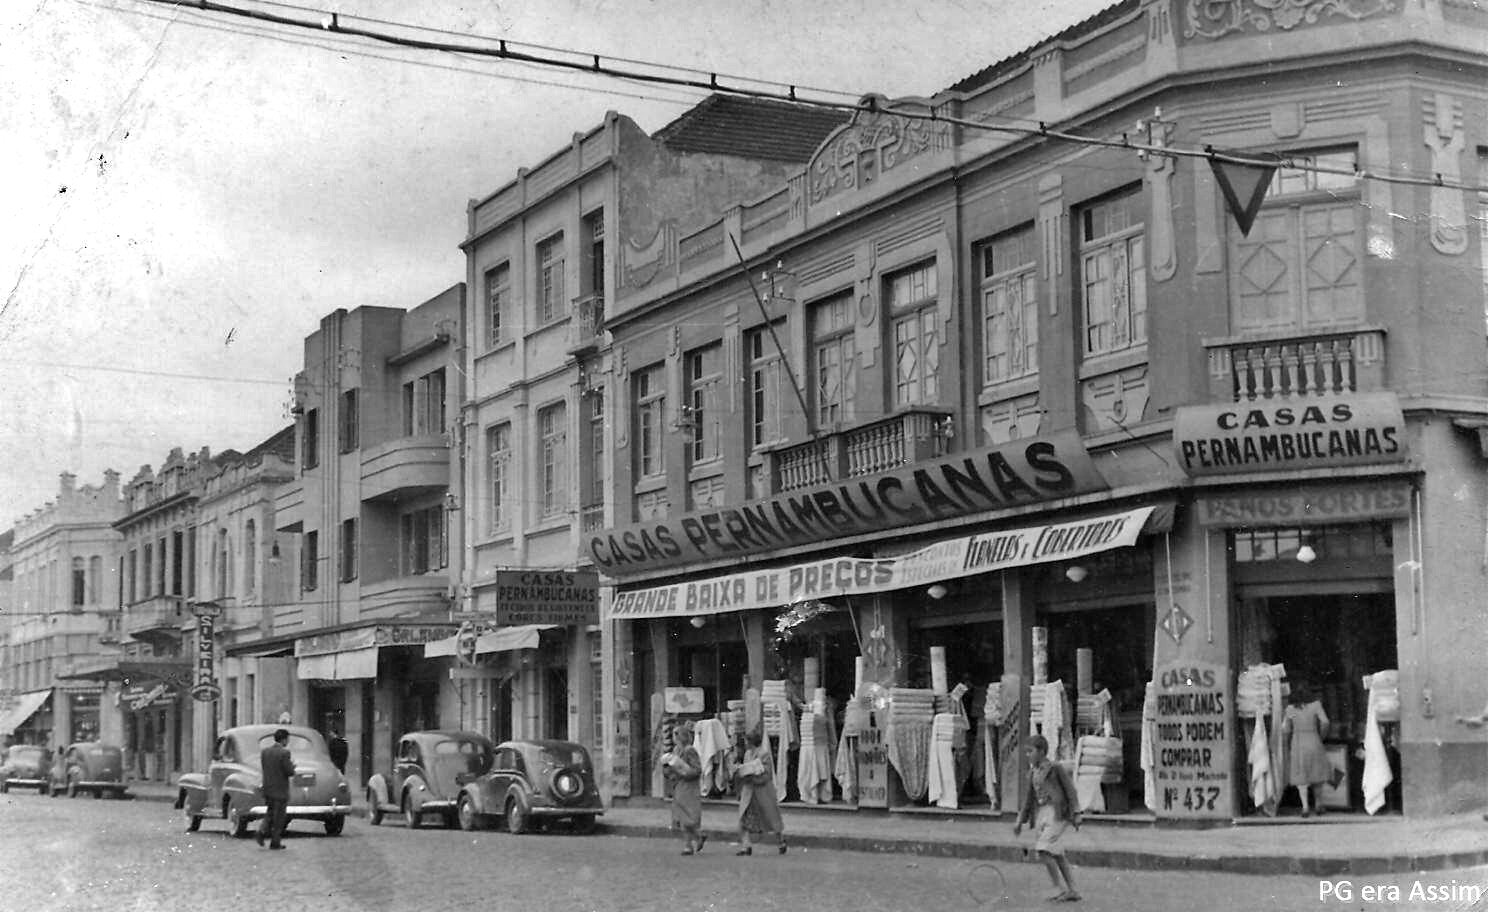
855,726 -> 889,808
588,431 -> 1108,576
1152,659 -> 1233,820
120,682 -> 177,711
1196,482 -> 1412,527
1173,392 -> 1406,477
484,569 -> 599,626
296,624 -> 458,658
607,506 -> 1155,621
191,613 -> 220,703
373,624 -> 459,647
663,687 -> 705,714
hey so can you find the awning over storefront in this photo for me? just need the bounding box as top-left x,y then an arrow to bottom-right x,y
424,624 -> 556,658
296,646 -> 379,681
607,504 -> 1163,622
0,689 -> 52,738
56,657 -> 193,687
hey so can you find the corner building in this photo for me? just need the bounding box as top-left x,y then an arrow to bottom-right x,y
594,0 -> 1488,819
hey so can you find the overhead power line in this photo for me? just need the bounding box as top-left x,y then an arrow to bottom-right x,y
122,0 -> 1488,195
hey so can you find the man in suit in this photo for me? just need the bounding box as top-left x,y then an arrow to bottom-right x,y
257,728 -> 296,849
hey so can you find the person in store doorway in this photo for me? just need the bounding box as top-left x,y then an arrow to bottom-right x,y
661,723 -> 705,856
1281,683 -> 1331,818
1454,698 -> 1488,821
1013,734 -> 1081,903
732,728 -> 787,855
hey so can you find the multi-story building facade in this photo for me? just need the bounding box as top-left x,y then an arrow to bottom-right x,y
457,97 -> 848,789
265,287 -> 465,790
0,472 -> 123,749
592,0 -> 1488,820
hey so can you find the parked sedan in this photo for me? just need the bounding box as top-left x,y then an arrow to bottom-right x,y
454,739 -> 603,834
0,745 -> 52,795
366,730 -> 494,829
50,742 -> 128,798
177,725 -> 351,837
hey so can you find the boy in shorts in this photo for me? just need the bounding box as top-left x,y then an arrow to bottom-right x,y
1013,734 -> 1082,902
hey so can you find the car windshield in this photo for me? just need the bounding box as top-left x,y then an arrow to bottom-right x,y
432,739 -> 492,775
255,733 -> 323,763
538,745 -> 590,771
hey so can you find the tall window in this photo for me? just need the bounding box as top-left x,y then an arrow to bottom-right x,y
485,262 -> 510,348
185,525 -> 196,598
88,556 -> 101,604
127,549 -> 137,603
686,343 -> 722,464
582,211 -> 604,298
302,530 -> 319,592
634,364 -> 666,479
142,544 -> 153,599
980,225 -> 1039,384
487,423 -> 512,534
403,368 -> 447,436
216,529 -> 229,599
581,388 -> 605,527
887,261 -> 940,407
72,558 -> 85,607
340,518 -> 358,582
402,506 -> 447,574
157,535 -> 167,596
1480,149 -> 1488,332
339,389 -> 359,453
1080,186 -> 1147,355
811,295 -> 855,428
746,323 -> 785,449
302,408 -> 320,470
1230,148 -> 1362,334
536,233 -> 565,324
538,401 -> 568,519
171,530 -> 184,595
242,522 -> 255,594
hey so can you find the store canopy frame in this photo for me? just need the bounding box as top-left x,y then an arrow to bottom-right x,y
0,689 -> 53,739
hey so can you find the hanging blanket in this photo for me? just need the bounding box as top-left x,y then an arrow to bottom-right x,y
796,712 -> 833,804
1247,713 -> 1275,811
694,717 -> 733,794
1140,681 -> 1157,813
1362,698 -> 1394,814
887,719 -> 932,801
927,713 -> 960,809
834,725 -> 857,803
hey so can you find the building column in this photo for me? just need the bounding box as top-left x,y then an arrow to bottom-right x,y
1000,569 -> 1034,815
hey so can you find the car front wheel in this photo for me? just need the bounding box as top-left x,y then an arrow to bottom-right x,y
66,780 -> 77,799
505,798 -> 528,835
227,803 -> 252,839
366,791 -> 383,826
324,816 -> 344,836
402,794 -> 422,830
185,806 -> 201,832
457,795 -> 480,831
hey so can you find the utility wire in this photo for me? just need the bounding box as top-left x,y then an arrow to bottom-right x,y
120,0 -> 1488,194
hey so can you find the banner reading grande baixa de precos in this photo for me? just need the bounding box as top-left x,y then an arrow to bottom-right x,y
588,431 -> 1108,575
606,506 -> 1155,621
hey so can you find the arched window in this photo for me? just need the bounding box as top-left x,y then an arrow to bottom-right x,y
244,519 -> 256,594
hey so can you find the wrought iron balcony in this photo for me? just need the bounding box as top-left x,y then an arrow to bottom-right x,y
1205,327 -> 1386,402
568,292 -> 605,355
579,502 -> 605,533
124,595 -> 190,645
770,407 -> 954,494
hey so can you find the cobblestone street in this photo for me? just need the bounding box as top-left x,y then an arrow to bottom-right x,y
5,792 -> 1486,912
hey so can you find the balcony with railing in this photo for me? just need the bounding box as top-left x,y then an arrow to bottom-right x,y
567,293 -> 605,356
124,595 -> 190,646
769,408 -> 954,494
1205,327 -> 1387,402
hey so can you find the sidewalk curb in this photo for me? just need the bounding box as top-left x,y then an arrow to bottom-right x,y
129,788 -> 1488,875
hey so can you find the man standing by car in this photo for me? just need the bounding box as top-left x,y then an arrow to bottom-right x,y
257,729 -> 295,850
327,728 -> 348,774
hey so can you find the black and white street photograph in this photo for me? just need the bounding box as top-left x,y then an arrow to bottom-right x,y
3,0 -> 1488,909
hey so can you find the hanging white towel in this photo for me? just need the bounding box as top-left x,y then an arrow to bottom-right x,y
1140,681 -> 1157,813
927,713 -> 959,808
834,727 -> 857,803
1362,699 -> 1393,815
1248,713 -> 1274,810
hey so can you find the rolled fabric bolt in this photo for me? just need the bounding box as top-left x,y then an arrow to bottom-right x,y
1077,648 -> 1093,696
854,656 -> 866,696
813,687 -> 827,715
803,658 -> 820,693
1032,627 -> 1048,686
930,646 -> 948,694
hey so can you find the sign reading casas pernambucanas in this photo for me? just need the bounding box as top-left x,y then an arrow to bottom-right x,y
588,431 -> 1107,575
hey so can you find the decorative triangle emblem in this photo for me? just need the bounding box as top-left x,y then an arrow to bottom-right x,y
1159,602 -> 1195,645
1209,154 -> 1279,237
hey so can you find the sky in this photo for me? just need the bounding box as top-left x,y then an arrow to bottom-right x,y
0,0 -> 1113,527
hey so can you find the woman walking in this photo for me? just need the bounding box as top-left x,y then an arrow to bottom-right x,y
1281,683 -> 1331,817
733,728 -> 787,855
663,723 -> 705,855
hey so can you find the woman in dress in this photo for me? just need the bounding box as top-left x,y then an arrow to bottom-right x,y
1281,683 -> 1331,817
733,728 -> 787,855
663,723 -> 705,855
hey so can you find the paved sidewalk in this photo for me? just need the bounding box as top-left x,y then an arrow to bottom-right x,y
122,780 -> 1488,876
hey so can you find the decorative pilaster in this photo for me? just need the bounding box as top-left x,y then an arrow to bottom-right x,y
1424,92 -> 1467,256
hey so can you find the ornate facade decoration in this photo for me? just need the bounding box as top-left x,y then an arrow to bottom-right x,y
1146,118 -> 1179,283
807,111 -> 952,207
1423,92 -> 1467,256
1184,0 -> 1396,40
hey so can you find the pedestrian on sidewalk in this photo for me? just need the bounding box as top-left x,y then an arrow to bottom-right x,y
1281,683 -> 1331,818
1013,734 -> 1081,903
733,728 -> 787,856
662,723 -> 705,856
256,728 -> 295,850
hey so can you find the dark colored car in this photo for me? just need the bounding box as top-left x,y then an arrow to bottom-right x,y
0,745 -> 51,795
366,730 -> 494,829
455,739 -> 603,835
177,724 -> 351,837
49,742 -> 128,798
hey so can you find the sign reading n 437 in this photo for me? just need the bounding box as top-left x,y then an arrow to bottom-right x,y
1152,659 -> 1233,821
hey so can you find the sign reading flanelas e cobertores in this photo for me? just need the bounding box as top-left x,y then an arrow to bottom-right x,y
1172,392 -> 1407,477
588,431 -> 1107,575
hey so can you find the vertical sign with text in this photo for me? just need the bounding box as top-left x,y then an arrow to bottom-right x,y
191,604 -> 222,703
855,725 -> 889,808
1152,659 -> 1233,820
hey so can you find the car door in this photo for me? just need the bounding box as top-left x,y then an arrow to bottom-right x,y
392,737 -> 419,800
208,736 -> 236,810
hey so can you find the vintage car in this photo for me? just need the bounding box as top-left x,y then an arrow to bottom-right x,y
454,739 -> 603,834
177,724 -> 351,837
366,730 -> 494,829
49,742 -> 128,798
0,745 -> 52,795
